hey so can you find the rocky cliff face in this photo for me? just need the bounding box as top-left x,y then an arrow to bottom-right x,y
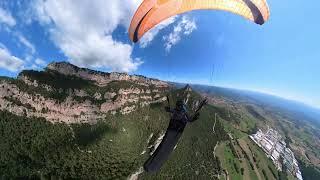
47,62 -> 169,88
0,62 -> 170,124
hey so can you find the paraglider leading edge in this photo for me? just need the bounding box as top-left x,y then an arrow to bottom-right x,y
129,0 -> 270,43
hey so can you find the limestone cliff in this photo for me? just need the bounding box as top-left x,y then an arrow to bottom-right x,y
46,62 -> 169,88
0,62 -> 170,124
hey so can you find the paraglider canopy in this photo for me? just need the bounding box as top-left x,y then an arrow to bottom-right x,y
129,0 -> 270,42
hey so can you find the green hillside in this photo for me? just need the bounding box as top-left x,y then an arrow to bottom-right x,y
1,68 -> 319,179
0,85 -> 229,179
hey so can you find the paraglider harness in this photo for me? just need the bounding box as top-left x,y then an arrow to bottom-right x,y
165,97 -> 208,132
142,96 -> 208,173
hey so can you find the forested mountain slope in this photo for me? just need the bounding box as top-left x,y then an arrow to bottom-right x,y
0,63 -> 227,179
1,63 -> 319,180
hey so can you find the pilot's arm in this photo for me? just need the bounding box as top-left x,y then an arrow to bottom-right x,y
188,99 -> 207,122
188,112 -> 200,122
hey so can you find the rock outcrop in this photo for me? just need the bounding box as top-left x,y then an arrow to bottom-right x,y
47,62 -> 169,88
0,62 -> 170,124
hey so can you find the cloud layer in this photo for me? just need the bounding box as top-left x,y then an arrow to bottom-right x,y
139,16 -> 177,48
164,16 -> 197,52
0,8 -> 24,72
16,33 -> 36,55
32,0 -> 142,72
0,1 -> 197,73
0,7 -> 16,27
0,46 -> 24,72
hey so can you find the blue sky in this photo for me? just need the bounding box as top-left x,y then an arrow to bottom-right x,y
0,0 -> 319,109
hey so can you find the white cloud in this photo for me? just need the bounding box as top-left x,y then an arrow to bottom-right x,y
0,7 -> 16,27
163,16 -> 197,52
16,33 -> 36,54
35,58 -> 46,66
0,47 -> 25,72
139,16 -> 177,48
30,64 -> 40,70
25,54 -> 33,62
32,0 -> 143,72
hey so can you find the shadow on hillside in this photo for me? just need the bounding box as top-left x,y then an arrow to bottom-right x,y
71,121 -> 115,147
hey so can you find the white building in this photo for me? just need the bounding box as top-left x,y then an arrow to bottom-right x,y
250,128 -> 303,180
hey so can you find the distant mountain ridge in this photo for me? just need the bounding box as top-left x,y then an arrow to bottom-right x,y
191,84 -> 320,127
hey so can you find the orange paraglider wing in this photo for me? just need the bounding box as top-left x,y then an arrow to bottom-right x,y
129,0 -> 270,42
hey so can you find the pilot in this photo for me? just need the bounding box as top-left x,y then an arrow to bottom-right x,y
143,98 -> 207,172
165,100 -> 200,132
